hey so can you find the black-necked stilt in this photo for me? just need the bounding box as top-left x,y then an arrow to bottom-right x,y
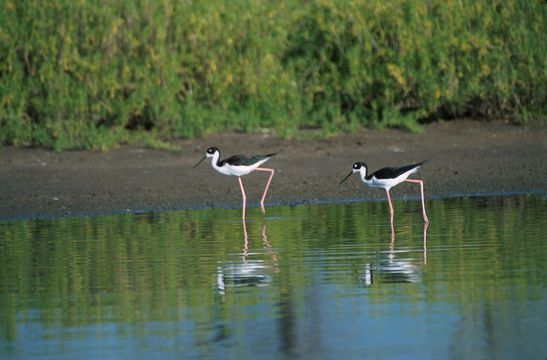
340,161 -> 429,223
193,146 -> 276,218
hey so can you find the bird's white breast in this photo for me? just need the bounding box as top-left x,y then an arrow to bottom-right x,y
213,159 -> 269,177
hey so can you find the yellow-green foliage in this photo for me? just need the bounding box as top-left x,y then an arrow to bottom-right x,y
0,0 -> 545,150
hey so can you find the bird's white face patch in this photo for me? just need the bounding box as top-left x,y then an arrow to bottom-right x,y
206,148 -> 218,158
352,162 -> 367,174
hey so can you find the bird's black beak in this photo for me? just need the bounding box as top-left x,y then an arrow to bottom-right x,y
340,171 -> 354,184
192,156 -> 207,169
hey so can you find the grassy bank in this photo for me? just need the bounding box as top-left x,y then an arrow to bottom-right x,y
0,0 -> 545,150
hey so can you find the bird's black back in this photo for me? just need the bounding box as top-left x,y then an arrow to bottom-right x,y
219,153 -> 277,166
371,160 -> 427,179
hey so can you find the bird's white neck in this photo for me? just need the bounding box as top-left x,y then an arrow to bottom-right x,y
358,167 -> 370,184
209,151 -> 221,168
209,151 -> 233,176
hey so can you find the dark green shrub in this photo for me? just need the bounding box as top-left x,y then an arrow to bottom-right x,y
0,0 -> 544,150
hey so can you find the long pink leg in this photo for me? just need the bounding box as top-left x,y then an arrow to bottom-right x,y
255,167 -> 275,214
404,179 -> 429,223
386,189 -> 394,224
238,177 -> 247,219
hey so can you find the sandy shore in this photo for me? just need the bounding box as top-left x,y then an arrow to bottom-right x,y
0,120 -> 545,220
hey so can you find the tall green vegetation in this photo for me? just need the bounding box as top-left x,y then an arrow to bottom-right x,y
0,0 -> 545,150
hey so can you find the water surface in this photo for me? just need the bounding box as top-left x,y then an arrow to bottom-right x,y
1,195 -> 546,359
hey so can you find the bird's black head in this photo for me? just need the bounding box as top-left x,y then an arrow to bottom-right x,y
340,162 -> 368,184
353,162 -> 367,171
193,146 -> 220,169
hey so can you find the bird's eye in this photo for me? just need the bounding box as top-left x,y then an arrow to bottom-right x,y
353,163 -> 359,169
207,148 -> 214,154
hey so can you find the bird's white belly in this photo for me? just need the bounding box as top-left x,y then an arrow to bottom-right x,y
368,173 -> 412,189
215,164 -> 256,176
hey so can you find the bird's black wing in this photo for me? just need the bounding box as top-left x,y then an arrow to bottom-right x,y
372,161 -> 427,179
220,153 -> 276,166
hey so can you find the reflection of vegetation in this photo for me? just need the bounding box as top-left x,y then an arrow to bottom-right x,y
1,0 -> 545,150
0,195 -> 545,347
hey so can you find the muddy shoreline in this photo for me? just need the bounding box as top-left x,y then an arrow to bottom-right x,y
1,120 -> 545,221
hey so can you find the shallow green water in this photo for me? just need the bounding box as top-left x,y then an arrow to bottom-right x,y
1,195 -> 546,359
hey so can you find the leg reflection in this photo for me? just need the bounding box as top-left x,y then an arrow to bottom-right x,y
242,217 -> 248,259
360,222 -> 427,287
390,222 -> 395,250
261,222 -> 279,272
423,222 -> 428,264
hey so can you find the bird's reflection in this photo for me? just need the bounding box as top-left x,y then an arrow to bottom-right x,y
216,220 -> 278,295
359,222 -> 428,287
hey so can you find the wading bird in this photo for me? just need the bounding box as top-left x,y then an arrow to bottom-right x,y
193,146 -> 276,218
340,161 -> 429,224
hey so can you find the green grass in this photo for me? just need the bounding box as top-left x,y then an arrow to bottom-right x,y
0,0 -> 545,150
